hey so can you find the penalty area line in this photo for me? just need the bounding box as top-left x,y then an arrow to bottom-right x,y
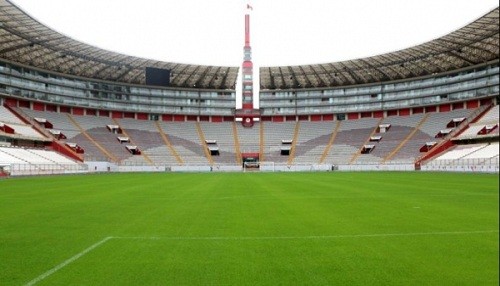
24,236 -> 113,286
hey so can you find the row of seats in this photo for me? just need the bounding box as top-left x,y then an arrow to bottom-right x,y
0,106 -> 46,139
0,146 -> 80,167
457,105 -> 499,139
426,143 -> 499,168
8,106 -> 495,166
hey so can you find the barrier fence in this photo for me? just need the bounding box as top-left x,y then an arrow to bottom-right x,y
6,163 -> 88,177
421,157 -> 499,173
2,159 -> 498,177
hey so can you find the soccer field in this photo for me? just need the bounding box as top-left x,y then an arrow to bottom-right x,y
0,172 -> 498,285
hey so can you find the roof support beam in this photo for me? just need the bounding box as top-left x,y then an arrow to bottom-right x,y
194,66 -> 213,88
207,66 -> 222,89
220,67 -> 234,90
342,61 -> 367,84
0,40 -> 32,54
327,63 -> 353,85
369,55 -> 406,79
308,65 -> 328,87
298,66 -> 313,88
413,45 -> 457,71
287,66 -> 301,89
267,67 -> 276,89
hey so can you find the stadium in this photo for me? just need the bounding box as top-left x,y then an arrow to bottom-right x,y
0,0 -> 498,285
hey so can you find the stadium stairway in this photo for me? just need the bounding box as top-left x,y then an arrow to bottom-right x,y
154,121 -> 184,165
232,122 -> 243,165
158,122 -> 209,165
287,121 -> 301,165
200,122 -> 238,165
237,121 -> 260,158
293,121 -> 335,164
319,121 -> 341,164
259,120 -> 265,162
195,122 -> 214,166
66,114 -> 119,163
350,118 -> 384,164
383,113 -> 430,163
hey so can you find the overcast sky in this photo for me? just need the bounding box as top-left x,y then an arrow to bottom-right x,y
10,0 -> 499,67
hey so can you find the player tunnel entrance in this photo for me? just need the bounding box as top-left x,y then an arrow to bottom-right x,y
242,152 -> 259,169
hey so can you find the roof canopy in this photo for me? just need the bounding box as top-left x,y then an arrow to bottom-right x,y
0,0 -> 498,90
259,8 -> 499,90
0,0 -> 239,90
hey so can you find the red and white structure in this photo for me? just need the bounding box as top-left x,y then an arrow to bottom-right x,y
235,3 -> 260,127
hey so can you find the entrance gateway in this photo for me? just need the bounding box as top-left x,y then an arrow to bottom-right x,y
242,152 -> 260,169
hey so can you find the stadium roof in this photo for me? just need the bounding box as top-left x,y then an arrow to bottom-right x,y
0,0 -> 498,91
0,0 -> 239,90
260,8 -> 499,90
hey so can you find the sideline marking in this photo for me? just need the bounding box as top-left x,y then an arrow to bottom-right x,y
24,230 -> 498,284
25,237 -> 113,286
113,230 -> 498,241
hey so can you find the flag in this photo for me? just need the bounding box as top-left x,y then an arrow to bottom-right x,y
247,4 -> 253,10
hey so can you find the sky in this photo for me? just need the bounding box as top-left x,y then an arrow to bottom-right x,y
10,0 -> 499,67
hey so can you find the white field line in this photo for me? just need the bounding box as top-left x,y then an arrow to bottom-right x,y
113,230 -> 499,241
25,236 -> 113,286
23,230 -> 498,285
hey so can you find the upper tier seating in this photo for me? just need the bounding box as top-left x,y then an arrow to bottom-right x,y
8,123 -> 46,139
478,105 -> 499,124
419,109 -> 471,137
0,107 -> 46,139
0,106 -> 25,125
20,108 -> 81,138
456,105 -> 499,139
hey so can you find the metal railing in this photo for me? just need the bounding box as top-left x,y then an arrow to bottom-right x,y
7,163 -> 88,176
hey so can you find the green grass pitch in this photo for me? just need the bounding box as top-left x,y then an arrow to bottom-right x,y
0,172 -> 498,285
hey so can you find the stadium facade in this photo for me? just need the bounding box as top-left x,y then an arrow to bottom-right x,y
0,0 -> 498,175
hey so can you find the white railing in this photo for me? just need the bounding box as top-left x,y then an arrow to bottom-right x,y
336,164 -> 415,171
421,164 -> 498,173
422,157 -> 499,173
259,162 -> 332,172
7,163 -> 88,176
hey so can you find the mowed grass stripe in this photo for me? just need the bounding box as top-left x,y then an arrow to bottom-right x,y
26,230 -> 499,286
26,230 -> 498,286
0,172 -> 498,285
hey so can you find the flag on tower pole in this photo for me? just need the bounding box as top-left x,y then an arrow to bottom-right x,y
247,4 -> 253,10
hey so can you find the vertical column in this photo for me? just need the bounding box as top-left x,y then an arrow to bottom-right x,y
242,14 -> 253,111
